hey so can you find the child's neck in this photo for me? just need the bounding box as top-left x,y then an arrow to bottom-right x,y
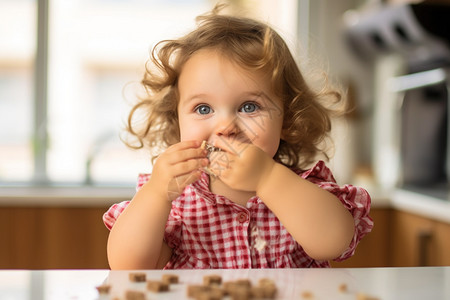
209,177 -> 255,207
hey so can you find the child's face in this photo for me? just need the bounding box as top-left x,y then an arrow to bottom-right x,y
177,49 -> 284,158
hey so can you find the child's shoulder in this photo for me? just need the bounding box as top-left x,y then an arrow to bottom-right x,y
294,160 -> 336,183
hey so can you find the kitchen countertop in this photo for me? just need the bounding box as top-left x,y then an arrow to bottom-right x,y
365,185 -> 450,223
0,185 -> 135,207
1,184 -> 450,223
0,267 -> 449,300
390,188 -> 450,224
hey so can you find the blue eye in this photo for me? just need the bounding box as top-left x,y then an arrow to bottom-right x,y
195,104 -> 212,115
239,102 -> 259,113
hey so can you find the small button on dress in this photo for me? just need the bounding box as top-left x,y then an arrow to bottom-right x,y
237,212 -> 248,223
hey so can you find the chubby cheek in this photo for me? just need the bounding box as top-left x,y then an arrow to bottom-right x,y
178,126 -> 196,142
178,120 -> 208,142
245,129 -> 279,158
244,120 -> 283,158
258,136 -> 281,158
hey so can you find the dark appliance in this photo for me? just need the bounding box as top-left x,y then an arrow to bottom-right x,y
344,1 -> 450,186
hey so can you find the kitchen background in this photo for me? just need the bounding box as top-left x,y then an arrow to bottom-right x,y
1,0 -> 449,269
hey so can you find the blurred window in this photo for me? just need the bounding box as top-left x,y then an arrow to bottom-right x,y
45,0 -> 212,185
0,0 -> 211,186
0,0 -> 35,182
0,0 -> 298,187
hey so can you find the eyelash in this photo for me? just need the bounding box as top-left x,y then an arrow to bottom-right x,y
239,101 -> 261,113
194,104 -> 212,115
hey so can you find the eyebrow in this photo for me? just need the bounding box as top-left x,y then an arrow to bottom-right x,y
179,91 -> 279,107
179,93 -> 209,106
176,94 -> 204,112
247,91 -> 280,107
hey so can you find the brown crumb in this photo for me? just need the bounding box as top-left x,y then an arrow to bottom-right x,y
125,290 -> 146,300
222,281 -> 239,295
258,278 -> 275,286
187,285 -> 211,298
356,292 -> 380,300
301,290 -> 314,298
228,285 -> 251,300
203,274 -> 222,286
162,273 -> 179,284
234,279 -> 252,288
147,280 -> 169,292
339,283 -> 348,293
257,278 -> 277,298
129,272 -> 146,282
95,284 -> 111,294
195,288 -> 224,300
260,283 -> 277,298
250,286 -> 265,298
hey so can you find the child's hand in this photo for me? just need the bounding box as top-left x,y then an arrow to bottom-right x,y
208,139 -> 275,192
150,140 -> 208,201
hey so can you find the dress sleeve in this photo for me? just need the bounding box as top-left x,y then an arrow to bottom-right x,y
300,161 -> 374,261
102,173 -> 151,230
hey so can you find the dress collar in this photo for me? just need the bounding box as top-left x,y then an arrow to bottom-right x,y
191,171 -> 259,207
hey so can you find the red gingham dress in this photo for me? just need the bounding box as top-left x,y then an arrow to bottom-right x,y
103,161 -> 373,269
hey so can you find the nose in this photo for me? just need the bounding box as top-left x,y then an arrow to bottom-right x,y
215,114 -> 240,138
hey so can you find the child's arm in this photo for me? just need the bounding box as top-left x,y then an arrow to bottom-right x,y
210,141 -> 354,261
256,163 -> 355,261
107,140 -> 208,269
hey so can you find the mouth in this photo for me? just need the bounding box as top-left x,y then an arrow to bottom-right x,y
201,140 -> 222,156
200,141 -> 223,177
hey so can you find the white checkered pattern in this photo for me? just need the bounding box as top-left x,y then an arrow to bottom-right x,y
103,161 -> 373,269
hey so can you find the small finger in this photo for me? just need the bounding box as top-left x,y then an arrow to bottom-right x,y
171,158 -> 209,177
166,140 -> 202,153
166,148 -> 208,165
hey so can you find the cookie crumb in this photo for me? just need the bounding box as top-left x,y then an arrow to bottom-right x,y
356,292 -> 380,300
95,284 -> 111,294
228,285 -> 251,300
203,274 -> 222,286
234,279 -> 251,288
258,278 -> 275,286
147,280 -> 169,292
250,286 -> 265,298
129,272 -> 146,282
301,290 -> 313,298
339,283 -> 348,293
195,287 -> 224,300
162,273 -> 179,284
187,285 -> 211,298
125,290 -> 146,300
261,284 -> 277,298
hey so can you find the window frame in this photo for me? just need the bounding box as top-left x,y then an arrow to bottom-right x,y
34,0 -> 49,184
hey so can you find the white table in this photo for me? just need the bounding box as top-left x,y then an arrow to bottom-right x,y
0,267 -> 449,300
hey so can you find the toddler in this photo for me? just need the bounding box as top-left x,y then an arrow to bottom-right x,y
104,7 -> 373,269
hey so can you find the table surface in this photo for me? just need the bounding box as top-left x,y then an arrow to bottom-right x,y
1,267 -> 449,300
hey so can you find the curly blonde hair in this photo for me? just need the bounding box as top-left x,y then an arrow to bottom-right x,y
125,6 -> 342,170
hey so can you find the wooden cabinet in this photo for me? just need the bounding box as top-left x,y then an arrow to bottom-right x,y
1,204 -> 449,269
0,207 -> 110,269
332,208 -> 450,268
434,221 -> 450,265
390,210 -> 450,267
331,208 -> 391,268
